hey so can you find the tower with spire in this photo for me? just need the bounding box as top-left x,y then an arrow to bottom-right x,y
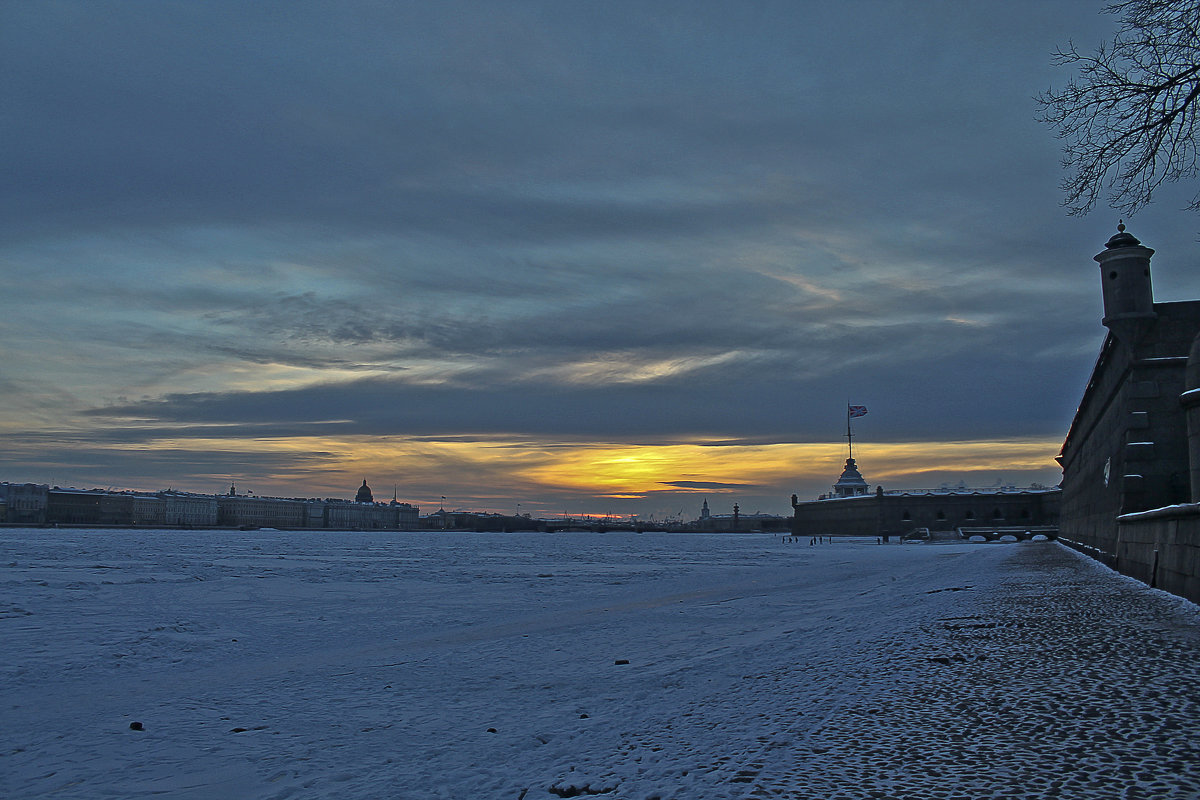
831,404 -> 870,497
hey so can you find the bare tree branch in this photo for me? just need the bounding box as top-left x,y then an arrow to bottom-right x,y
1037,0 -> 1200,216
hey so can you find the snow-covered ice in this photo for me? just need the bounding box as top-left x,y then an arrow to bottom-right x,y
2,529 -> 1199,799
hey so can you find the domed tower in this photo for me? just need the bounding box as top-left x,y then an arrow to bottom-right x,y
832,458 -> 870,497
1095,221 -> 1156,345
355,479 -> 374,503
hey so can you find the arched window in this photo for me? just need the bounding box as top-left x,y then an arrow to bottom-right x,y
1020,509 -> 1031,520
936,510 -> 946,521
965,510 -> 976,520
993,508 -> 1003,519
902,511 -> 911,521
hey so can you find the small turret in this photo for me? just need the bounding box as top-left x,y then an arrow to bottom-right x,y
1095,221 -> 1156,345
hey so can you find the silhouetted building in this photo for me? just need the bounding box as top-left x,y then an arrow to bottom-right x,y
1058,224 -> 1197,552
791,483 -> 1060,538
1057,225 -> 1200,601
0,483 -> 48,524
696,502 -> 789,532
792,412 -> 1060,538
46,488 -> 104,524
217,494 -> 311,528
389,497 -> 420,529
420,510 -> 543,531
355,479 -> 374,503
1,481 -> 417,530
158,491 -> 219,527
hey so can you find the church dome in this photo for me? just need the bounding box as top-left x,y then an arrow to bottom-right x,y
355,479 -> 374,503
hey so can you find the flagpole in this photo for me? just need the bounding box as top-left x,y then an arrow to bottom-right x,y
846,404 -> 867,464
846,403 -> 853,462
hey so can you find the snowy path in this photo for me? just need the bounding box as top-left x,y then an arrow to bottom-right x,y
2,530 -> 1198,799
740,542 -> 1200,800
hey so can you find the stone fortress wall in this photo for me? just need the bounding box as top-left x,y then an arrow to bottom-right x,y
791,487 -> 1059,540
1055,226 -> 1200,603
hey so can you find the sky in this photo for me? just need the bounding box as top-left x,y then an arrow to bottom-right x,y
3,1 -> 1200,520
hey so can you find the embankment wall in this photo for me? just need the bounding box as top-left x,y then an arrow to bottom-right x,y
1109,504 -> 1200,605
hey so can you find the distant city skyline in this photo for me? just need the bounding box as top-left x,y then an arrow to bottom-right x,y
0,435 -> 1065,520
4,2 -> 1199,518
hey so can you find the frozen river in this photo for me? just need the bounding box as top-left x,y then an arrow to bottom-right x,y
3,529 -> 1199,799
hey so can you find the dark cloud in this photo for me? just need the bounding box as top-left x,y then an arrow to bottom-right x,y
0,2 -> 1121,243
0,431 -> 337,496
661,481 -> 754,490
82,343 -> 1083,445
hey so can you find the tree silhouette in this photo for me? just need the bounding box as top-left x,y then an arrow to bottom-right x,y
1038,0 -> 1200,216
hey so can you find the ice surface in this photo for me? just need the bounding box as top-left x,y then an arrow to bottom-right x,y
2,529 -> 1199,799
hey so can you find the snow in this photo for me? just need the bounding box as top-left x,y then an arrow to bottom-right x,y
1120,501 -> 1200,519
3,529 -> 1200,799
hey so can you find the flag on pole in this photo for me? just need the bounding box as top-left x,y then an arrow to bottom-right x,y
848,405 -> 868,418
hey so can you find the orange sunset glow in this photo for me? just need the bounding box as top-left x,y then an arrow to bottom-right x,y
102,434 -> 1065,517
